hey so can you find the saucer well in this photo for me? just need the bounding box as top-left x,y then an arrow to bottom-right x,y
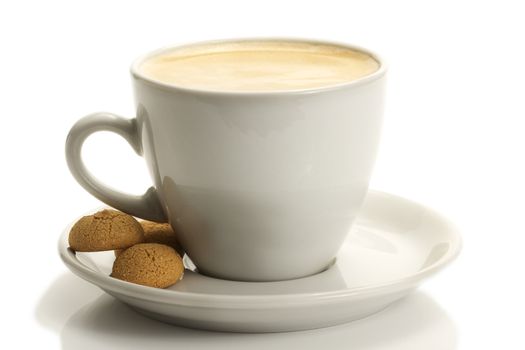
58,190 -> 461,332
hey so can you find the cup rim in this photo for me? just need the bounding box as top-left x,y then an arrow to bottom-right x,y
130,37 -> 387,96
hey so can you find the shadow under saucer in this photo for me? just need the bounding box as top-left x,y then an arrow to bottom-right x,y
35,272 -> 457,350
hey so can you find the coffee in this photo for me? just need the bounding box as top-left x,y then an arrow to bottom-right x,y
139,41 -> 379,92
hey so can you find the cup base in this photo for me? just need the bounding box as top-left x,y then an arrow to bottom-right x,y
183,254 -> 338,282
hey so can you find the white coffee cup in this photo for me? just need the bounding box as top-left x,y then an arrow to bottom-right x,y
66,38 -> 386,281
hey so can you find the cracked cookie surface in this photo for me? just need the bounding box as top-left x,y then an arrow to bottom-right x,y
141,221 -> 184,255
115,220 -> 184,257
68,209 -> 144,252
111,243 -> 184,288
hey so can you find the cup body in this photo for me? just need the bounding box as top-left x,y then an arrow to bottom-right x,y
131,39 -> 386,281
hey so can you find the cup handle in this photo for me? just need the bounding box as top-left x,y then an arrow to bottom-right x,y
65,112 -> 167,222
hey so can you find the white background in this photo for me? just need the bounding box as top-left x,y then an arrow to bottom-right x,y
1,0 -> 524,349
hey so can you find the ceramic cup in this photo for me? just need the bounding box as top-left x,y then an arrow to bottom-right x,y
66,38 -> 386,282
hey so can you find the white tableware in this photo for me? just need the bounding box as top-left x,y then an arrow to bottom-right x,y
59,190 -> 461,332
65,38 -> 386,281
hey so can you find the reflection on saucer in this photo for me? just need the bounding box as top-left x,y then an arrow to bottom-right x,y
36,273 -> 457,350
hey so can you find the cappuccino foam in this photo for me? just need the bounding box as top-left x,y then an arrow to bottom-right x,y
139,41 -> 379,92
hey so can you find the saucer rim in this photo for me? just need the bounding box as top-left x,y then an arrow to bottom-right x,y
58,190 -> 462,309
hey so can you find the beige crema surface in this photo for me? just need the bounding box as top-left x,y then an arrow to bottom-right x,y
139,41 -> 379,92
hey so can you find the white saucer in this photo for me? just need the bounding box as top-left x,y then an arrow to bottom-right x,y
59,191 -> 461,333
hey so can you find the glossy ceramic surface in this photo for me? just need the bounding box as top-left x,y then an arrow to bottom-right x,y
65,38 -> 387,281
59,191 -> 461,332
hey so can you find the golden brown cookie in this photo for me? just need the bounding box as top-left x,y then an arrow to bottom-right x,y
111,243 -> 184,288
69,209 -> 144,252
115,220 -> 184,257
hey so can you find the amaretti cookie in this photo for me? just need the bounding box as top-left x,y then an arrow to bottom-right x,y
115,220 -> 184,257
68,209 -> 144,252
111,243 -> 184,288
141,221 -> 184,254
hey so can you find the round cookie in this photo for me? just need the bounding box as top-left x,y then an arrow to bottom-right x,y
115,220 -> 184,257
142,221 -> 185,255
111,243 -> 184,288
69,209 -> 144,252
